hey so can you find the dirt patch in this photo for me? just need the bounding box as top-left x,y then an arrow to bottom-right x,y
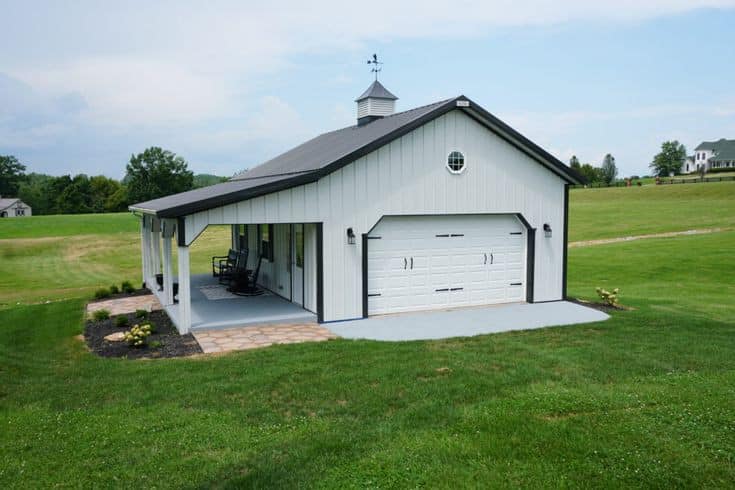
84,310 -> 202,359
569,297 -> 631,313
569,227 -> 730,248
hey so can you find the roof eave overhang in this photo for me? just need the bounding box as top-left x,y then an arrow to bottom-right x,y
133,172 -> 322,219
458,97 -> 585,185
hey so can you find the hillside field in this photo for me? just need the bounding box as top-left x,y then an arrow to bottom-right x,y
0,181 -> 734,487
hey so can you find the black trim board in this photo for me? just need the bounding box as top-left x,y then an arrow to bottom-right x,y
361,233 -> 368,319
514,212 -> 536,303
526,227 -> 536,303
176,217 -> 186,247
561,184 -> 569,300
316,223 -> 324,323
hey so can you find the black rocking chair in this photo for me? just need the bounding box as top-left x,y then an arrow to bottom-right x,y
214,248 -> 247,285
212,249 -> 238,277
227,254 -> 264,296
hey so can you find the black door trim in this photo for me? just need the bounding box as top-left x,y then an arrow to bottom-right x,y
316,223 -> 324,323
362,233 -> 368,318
562,184 -> 570,300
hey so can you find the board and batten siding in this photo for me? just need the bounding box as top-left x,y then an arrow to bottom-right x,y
182,109 -> 566,321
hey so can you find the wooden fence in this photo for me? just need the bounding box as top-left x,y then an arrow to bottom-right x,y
572,175 -> 735,189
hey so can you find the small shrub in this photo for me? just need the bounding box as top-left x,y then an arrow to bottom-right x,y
92,309 -> 111,321
121,280 -> 135,294
149,340 -> 162,349
94,288 -> 111,300
123,324 -> 153,347
135,309 -> 149,319
114,315 -> 129,328
109,284 -> 120,295
596,287 -> 620,307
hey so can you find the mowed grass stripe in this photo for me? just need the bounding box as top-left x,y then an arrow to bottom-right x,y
0,212 -> 139,239
570,181 -> 735,242
0,226 -> 232,307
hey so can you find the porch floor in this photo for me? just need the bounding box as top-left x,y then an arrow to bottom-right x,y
162,274 -> 317,331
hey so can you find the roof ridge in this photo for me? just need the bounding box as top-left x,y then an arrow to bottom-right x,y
231,97 -> 458,181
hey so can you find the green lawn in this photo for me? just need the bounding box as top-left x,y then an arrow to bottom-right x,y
0,225 -> 230,308
1,229 -> 734,487
0,212 -> 138,239
0,186 -> 734,487
569,181 -> 735,241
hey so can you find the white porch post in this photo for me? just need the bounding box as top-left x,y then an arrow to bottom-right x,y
177,244 -> 192,334
140,215 -> 151,288
231,224 -> 239,250
151,218 -> 162,281
161,220 -> 175,306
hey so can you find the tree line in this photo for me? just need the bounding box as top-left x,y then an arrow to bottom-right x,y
568,153 -> 619,185
0,139 -> 699,214
567,140 -> 691,185
0,148 -> 227,215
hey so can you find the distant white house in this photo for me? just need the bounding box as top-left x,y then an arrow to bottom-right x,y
0,197 -> 32,218
682,138 -> 735,173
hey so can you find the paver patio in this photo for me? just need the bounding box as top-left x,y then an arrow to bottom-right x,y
193,323 -> 339,353
86,294 -> 162,317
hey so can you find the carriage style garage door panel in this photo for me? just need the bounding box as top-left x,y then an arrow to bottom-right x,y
367,215 -> 526,315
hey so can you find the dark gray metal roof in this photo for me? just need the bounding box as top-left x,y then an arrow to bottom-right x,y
130,95 -> 584,218
355,80 -> 398,102
232,98 -> 449,181
695,138 -> 735,160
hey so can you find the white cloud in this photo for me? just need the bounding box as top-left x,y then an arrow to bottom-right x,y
5,1 -> 734,128
18,57 -> 232,126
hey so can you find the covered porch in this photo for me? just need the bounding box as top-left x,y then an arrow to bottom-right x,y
137,215 -> 321,334
155,273 -> 316,331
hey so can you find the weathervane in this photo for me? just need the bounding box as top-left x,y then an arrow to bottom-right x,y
367,53 -> 383,80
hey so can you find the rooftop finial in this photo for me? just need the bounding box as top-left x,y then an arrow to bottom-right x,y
367,53 -> 383,80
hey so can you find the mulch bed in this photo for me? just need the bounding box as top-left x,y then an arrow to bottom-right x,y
84,310 -> 202,359
569,297 -> 630,313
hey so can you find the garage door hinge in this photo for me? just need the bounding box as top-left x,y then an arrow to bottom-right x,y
450,287 -> 464,291
435,288 -> 449,292
510,232 -> 522,235
367,293 -> 382,297
510,282 -> 522,286
367,236 -> 382,240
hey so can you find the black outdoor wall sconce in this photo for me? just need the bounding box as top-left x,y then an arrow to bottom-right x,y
543,223 -> 552,238
347,227 -> 356,245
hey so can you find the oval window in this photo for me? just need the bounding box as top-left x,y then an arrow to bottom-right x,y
446,151 -> 465,174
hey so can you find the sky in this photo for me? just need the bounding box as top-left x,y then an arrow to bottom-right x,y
1,1 -> 735,179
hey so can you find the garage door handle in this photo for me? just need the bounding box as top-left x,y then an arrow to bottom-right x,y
484,253 -> 487,265
410,257 -> 413,269
404,257 -> 407,269
490,253 -> 493,264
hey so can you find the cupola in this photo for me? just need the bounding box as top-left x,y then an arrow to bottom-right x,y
355,80 -> 398,126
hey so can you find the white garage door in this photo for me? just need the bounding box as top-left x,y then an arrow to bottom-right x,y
367,215 -> 526,315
